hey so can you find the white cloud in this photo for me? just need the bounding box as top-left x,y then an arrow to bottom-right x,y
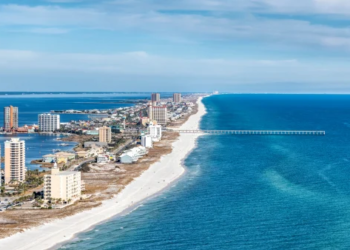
0,49 -> 298,75
1,3 -> 350,51
1,49 -> 350,92
0,49 -> 348,82
106,0 -> 350,15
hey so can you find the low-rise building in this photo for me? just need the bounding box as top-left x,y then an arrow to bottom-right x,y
84,142 -> 108,148
120,152 -> 138,164
97,154 -> 110,164
76,151 -> 89,158
89,144 -> 104,156
119,146 -> 148,164
85,130 -> 99,135
43,154 -> 56,163
55,152 -> 76,164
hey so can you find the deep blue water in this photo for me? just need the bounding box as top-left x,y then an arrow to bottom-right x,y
61,94 -> 350,249
0,93 -> 155,171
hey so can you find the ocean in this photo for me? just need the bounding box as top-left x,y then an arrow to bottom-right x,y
0,93 -> 156,171
61,94 -> 350,249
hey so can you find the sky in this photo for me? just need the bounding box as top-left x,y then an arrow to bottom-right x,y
1,0 -> 350,93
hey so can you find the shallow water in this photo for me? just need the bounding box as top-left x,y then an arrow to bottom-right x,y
57,94 -> 350,249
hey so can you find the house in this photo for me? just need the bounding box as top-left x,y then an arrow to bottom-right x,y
120,152 -> 139,164
119,146 -> 148,164
43,154 -> 56,163
84,142 -> 108,148
97,154 -> 110,164
89,144 -> 104,156
55,152 -> 76,164
85,130 -> 99,135
134,146 -> 147,156
76,151 -> 89,158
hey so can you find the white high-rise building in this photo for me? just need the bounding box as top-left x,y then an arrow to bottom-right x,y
173,93 -> 182,103
4,138 -> 26,184
141,135 -> 153,148
38,114 -> 60,132
148,123 -> 162,142
44,162 -> 82,202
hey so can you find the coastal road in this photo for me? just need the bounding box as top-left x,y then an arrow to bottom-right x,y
67,140 -> 134,172
69,158 -> 95,171
112,139 -> 134,155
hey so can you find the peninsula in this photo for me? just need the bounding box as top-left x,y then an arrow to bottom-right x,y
0,95 -> 207,250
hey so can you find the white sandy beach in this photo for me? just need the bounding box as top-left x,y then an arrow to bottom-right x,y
0,96 -> 207,250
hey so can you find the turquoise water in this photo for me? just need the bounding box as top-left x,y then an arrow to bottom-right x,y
61,94 -> 350,249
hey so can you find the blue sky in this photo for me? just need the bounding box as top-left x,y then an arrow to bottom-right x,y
1,0 -> 350,92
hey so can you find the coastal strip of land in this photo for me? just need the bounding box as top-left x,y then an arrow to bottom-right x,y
0,97 -> 207,250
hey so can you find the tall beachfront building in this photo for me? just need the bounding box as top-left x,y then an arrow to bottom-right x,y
4,138 -> 26,184
148,122 -> 162,141
173,93 -> 182,103
148,105 -> 167,125
141,135 -> 153,148
38,113 -> 60,132
4,106 -> 18,131
44,163 -> 82,202
151,93 -> 160,103
99,126 -> 112,143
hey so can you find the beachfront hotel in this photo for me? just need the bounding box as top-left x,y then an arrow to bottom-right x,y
173,93 -> 182,103
38,113 -> 60,132
43,163 -> 82,202
148,122 -> 162,142
4,106 -> 18,131
148,104 -> 168,125
151,93 -> 160,104
141,134 -> 153,148
99,126 -> 112,143
4,138 -> 26,184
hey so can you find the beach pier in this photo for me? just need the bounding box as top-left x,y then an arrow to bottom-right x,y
173,130 -> 326,136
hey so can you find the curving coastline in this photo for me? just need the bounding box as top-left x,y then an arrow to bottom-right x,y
0,96 -> 207,250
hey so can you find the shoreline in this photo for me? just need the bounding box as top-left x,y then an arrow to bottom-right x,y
0,96 -> 208,250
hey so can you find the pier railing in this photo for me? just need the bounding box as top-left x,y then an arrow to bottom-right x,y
172,130 -> 326,136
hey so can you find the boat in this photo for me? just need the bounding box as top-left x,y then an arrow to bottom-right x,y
59,143 -> 69,146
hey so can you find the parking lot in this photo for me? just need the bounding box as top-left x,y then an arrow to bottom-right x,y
0,198 -> 15,212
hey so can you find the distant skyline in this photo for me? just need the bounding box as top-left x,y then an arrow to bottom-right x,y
1,0 -> 350,93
